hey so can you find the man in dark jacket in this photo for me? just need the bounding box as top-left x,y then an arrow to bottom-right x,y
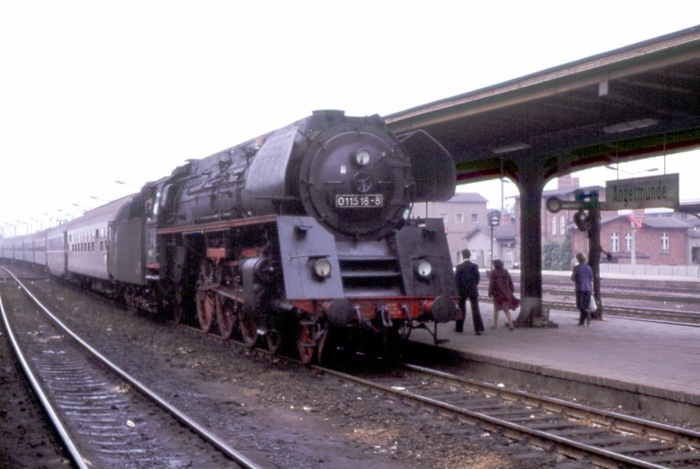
571,252 -> 595,326
454,249 -> 485,335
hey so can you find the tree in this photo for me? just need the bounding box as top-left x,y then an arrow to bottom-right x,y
542,240 -> 560,270
542,238 -> 572,270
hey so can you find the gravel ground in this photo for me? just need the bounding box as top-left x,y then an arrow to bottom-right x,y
1,267 -> 563,468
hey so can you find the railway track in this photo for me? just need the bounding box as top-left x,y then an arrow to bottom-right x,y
542,300 -> 700,325
474,280 -> 700,325
0,268 -> 260,469
544,288 -> 700,305
5,263 -> 700,467
314,362 -> 700,468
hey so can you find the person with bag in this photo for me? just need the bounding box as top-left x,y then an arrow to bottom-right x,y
488,259 -> 518,331
571,252 -> 595,326
454,249 -> 485,335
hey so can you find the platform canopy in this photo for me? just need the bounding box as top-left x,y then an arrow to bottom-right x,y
385,26 -> 700,185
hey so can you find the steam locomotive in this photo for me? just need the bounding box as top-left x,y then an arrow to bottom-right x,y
1,111 -> 458,363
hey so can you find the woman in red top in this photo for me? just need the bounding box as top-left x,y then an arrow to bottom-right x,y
488,259 -> 518,331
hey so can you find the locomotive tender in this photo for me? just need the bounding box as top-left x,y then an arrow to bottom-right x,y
1,111 -> 458,363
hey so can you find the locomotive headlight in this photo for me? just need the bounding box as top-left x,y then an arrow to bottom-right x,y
415,259 -> 433,279
310,257 -> 332,279
352,148 -> 371,167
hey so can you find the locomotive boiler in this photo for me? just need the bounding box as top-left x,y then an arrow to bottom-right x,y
153,110 -> 458,362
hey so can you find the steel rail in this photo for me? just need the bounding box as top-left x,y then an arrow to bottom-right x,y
0,292 -> 89,469
543,299 -> 700,326
545,288 -> 700,302
404,363 -> 700,445
143,293 -> 700,467
1,267 -> 262,469
299,359 -> 698,468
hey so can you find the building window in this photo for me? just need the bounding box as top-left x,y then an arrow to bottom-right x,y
611,232 -> 619,252
625,232 -> 632,252
439,213 -> 447,223
471,213 -> 478,224
559,215 -> 565,235
661,232 -> 670,251
455,213 -> 464,224
551,217 -> 557,235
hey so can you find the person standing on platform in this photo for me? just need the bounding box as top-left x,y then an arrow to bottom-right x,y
571,252 -> 594,326
488,259 -> 517,331
454,249 -> 485,335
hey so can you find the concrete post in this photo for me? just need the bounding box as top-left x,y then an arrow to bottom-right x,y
513,174 -> 547,327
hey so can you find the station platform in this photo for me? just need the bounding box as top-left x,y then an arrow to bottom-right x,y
411,306 -> 700,425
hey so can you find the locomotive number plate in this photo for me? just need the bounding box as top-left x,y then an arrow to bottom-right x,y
335,194 -> 383,208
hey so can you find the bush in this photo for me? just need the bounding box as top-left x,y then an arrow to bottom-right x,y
543,238 -> 572,270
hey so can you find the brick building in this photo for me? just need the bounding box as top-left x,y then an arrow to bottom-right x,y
569,212 -> 692,265
515,175 -> 698,268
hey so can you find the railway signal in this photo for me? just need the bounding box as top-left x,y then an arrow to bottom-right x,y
547,190 -> 604,320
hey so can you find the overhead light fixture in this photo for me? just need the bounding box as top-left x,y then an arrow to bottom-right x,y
603,118 -> 658,134
492,143 -> 531,154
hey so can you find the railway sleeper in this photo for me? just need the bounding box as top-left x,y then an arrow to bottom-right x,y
645,452 -> 700,464
605,442 -> 674,453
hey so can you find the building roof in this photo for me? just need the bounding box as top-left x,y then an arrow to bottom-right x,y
493,224 -> 516,241
642,214 -> 694,229
463,226 -> 483,240
462,224 -> 516,242
446,192 -> 488,204
598,212 -> 693,230
599,213 -> 631,226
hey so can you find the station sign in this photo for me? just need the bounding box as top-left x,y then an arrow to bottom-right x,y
605,173 -> 679,210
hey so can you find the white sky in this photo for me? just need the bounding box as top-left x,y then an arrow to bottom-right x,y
1,1 -> 697,234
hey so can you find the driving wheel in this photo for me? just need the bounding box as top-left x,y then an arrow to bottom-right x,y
240,314 -> 258,348
266,329 -> 282,354
216,296 -> 238,339
296,319 -> 316,364
197,291 -> 215,333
